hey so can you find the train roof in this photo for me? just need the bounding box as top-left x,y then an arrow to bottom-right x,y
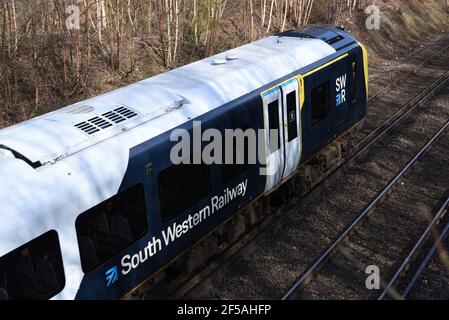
0,29 -> 353,168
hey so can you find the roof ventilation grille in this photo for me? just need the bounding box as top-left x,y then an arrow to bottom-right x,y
102,110 -> 126,124
74,106 -> 139,135
114,106 -> 138,119
102,107 -> 137,124
75,121 -> 101,135
89,116 -> 113,129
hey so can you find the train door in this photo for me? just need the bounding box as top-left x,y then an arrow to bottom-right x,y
262,87 -> 285,192
281,78 -> 302,179
262,78 -> 302,192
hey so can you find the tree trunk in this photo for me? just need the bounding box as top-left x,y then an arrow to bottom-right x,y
9,0 -> 17,53
249,0 -> 254,40
265,0 -> 275,34
3,0 -> 11,56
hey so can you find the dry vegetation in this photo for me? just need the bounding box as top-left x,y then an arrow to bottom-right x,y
0,0 -> 447,127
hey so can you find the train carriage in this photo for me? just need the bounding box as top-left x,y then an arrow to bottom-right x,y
0,25 -> 368,300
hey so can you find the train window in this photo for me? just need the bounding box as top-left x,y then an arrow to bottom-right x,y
351,61 -> 358,103
268,100 -> 280,153
76,184 -> 148,273
221,126 -> 251,183
311,81 -> 330,124
0,230 -> 65,300
286,92 -> 298,142
158,164 -> 211,221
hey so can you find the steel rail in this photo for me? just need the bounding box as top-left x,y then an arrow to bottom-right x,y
401,199 -> 449,299
378,198 -> 449,299
282,119 -> 449,300
354,72 -> 449,153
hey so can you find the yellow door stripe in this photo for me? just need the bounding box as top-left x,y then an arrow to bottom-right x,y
358,42 -> 369,99
296,75 -> 305,111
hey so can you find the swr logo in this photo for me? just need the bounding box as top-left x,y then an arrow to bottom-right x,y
336,74 -> 347,107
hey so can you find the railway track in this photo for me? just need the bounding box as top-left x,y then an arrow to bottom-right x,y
367,42 -> 449,103
138,37 -> 449,300
378,198 -> 449,300
282,120 -> 449,300
403,203 -> 449,300
401,216 -> 449,300
357,45 -> 449,146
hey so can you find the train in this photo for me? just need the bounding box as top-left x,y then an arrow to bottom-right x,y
0,25 -> 368,300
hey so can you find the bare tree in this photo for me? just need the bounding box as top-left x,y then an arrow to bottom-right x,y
9,0 -> 17,53
265,0 -> 275,34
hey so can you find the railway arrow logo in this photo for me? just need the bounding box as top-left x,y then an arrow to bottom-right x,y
105,266 -> 119,287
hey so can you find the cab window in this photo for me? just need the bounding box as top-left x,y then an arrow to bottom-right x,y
311,81 -> 331,124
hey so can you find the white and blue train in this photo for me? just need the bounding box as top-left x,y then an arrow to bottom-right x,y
0,25 -> 368,299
